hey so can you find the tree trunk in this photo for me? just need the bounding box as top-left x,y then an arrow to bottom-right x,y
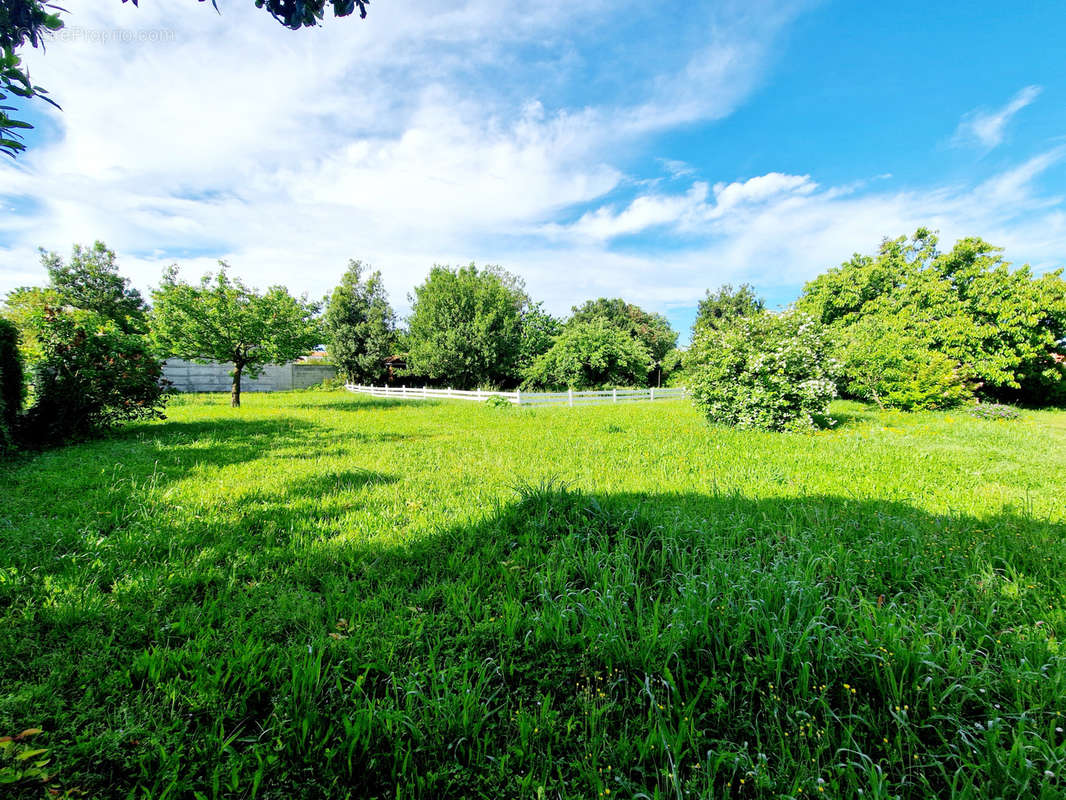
231,363 -> 243,407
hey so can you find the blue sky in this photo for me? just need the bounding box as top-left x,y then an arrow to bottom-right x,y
1,0 -> 1064,344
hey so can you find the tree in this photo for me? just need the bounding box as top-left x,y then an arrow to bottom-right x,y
151,264 -> 321,407
2,0 -> 369,157
568,297 -> 677,383
839,315 -> 971,410
797,229 -> 1066,405
404,263 -> 527,389
518,301 -> 562,371
693,283 -> 765,336
687,311 -> 837,432
323,259 -> 397,384
41,241 -> 149,333
522,317 -> 652,390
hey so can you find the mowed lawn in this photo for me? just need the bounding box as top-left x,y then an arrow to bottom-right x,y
1,392 -> 1065,799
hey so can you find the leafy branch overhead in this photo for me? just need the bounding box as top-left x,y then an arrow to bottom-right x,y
120,0 -> 370,30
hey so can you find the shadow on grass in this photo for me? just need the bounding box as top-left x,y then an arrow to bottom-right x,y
1,472 -> 1064,798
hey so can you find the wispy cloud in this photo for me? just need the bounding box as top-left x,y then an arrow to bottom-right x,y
953,85 -> 1042,149
532,149 -> 1066,311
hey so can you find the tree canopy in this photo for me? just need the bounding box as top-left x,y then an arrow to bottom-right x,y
568,297 -> 677,375
523,317 -> 652,391
404,264 -> 527,390
797,229 -> 1066,405
323,259 -> 397,384
517,301 -> 562,372
41,241 -> 149,333
693,283 -> 765,337
151,264 -> 321,406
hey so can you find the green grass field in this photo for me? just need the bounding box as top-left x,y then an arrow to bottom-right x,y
2,391 -> 1065,799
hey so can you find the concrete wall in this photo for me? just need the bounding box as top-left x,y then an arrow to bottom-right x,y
163,359 -> 337,393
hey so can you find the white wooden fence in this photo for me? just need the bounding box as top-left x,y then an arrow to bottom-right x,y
345,384 -> 685,407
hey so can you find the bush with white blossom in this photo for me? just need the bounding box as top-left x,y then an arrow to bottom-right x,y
687,310 -> 838,432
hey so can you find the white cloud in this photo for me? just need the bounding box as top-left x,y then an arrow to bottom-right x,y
534,149 -> 1066,312
953,85 -> 1042,149
550,173 -> 818,241
0,0 -> 808,309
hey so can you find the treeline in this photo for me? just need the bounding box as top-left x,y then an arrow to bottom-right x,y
685,229 -> 1066,430
323,260 -> 681,392
2,228 -> 1064,447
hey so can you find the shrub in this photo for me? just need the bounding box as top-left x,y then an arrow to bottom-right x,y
21,309 -> 168,445
687,311 -> 837,432
523,318 -> 652,390
0,317 -> 24,451
482,394 -> 513,409
839,316 -> 972,410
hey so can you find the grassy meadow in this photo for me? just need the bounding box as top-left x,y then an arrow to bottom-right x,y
1,391 -> 1065,798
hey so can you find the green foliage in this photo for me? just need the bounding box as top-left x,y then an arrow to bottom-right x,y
151,264 -> 321,407
405,263 -> 527,389
482,394 -> 513,409
299,376 -> 346,392
659,346 -> 685,386
0,317 -> 23,452
518,301 -> 562,371
0,285 -> 60,370
569,297 -> 678,367
798,229 -> 1066,405
21,309 -> 168,445
687,311 -> 837,431
692,283 -> 765,337
0,727 -> 56,792
245,0 -> 369,28
522,318 -> 652,390
1,393 -> 1065,798
839,315 -> 971,410
41,241 -> 149,334
0,1 -> 62,157
323,259 -> 397,384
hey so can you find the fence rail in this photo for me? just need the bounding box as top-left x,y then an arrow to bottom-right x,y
345,384 -> 685,407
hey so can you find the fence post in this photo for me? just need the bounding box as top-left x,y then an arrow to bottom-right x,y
650,387 -> 655,402
613,388 -> 617,403
476,388 -> 482,401
568,388 -> 573,407
423,385 -> 427,399
448,387 -> 452,397
516,389 -> 521,406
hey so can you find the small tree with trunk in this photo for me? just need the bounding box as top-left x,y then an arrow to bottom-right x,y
151,264 -> 320,407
